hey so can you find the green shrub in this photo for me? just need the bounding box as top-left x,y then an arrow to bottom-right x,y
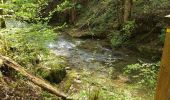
121,20 -> 135,40
0,0 -> 48,21
0,23 -> 56,66
110,31 -> 123,47
77,0 -> 119,35
124,62 -> 160,89
0,0 -> 72,22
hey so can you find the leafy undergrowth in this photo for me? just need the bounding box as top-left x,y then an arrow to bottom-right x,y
0,22 -> 67,99
58,67 -> 155,100
76,0 -> 118,36
0,23 -> 56,66
124,62 -> 160,89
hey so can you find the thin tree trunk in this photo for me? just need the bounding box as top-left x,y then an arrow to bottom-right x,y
70,0 -> 77,24
123,0 -> 132,22
117,0 -> 124,27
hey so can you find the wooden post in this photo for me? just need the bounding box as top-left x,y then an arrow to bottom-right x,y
155,15 -> 170,100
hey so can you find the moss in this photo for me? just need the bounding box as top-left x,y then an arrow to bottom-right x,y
61,76 -> 74,92
35,54 -> 67,83
60,70 -> 78,92
45,65 -> 66,84
88,87 -> 100,100
37,63 -> 66,83
41,91 -> 61,100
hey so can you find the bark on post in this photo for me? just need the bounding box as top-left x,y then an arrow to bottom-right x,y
155,16 -> 170,100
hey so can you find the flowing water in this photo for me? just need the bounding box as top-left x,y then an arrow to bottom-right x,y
49,33 -> 153,99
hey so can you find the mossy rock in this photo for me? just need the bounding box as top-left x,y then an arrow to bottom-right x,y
37,63 -> 66,83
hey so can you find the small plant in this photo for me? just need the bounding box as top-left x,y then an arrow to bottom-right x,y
124,62 -> 160,89
111,30 -> 123,47
121,20 -> 135,41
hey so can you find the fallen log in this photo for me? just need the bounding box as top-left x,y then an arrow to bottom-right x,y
0,55 -> 67,100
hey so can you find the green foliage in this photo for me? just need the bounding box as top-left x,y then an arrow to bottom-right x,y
110,31 -> 123,47
72,87 -> 143,100
0,0 -> 72,22
36,55 -> 66,83
41,91 -> 60,100
0,0 -> 48,21
124,62 -> 160,89
134,0 -> 170,14
0,23 -> 56,66
122,21 -> 135,37
14,3 -> 38,21
77,0 -> 118,34
45,0 -> 73,23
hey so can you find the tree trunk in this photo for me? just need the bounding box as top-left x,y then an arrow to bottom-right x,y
117,0 -> 124,27
70,0 -> 77,24
123,0 -> 132,22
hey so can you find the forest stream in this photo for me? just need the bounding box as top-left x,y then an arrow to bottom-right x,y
2,19 -> 154,99
48,32 -> 153,99
1,0 -> 168,99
